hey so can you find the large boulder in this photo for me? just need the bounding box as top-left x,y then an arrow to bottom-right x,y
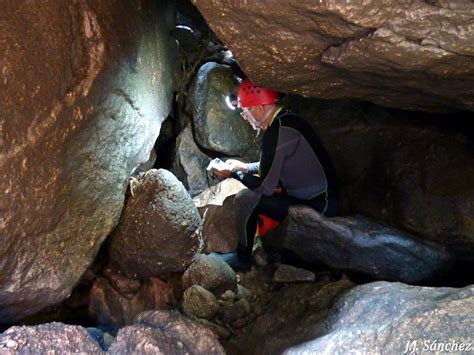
0,323 -> 103,353
267,206 -> 453,283
235,279 -> 354,355
192,0 -> 474,112
193,178 -> 247,208
287,96 -> 474,265
286,282 -> 474,354
234,279 -> 473,355
108,310 -> 225,354
188,62 -> 260,160
194,179 -> 246,253
130,277 -> 177,318
171,125 -> 215,196
88,275 -> 177,331
109,169 -> 203,279
102,265 -> 142,300
0,1 -> 178,322
200,195 -> 238,253
88,277 -> 132,331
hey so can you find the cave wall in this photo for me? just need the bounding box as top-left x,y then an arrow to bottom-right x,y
0,0 -> 178,322
287,97 -> 474,262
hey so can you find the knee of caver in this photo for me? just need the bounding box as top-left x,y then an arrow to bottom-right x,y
234,188 -> 260,208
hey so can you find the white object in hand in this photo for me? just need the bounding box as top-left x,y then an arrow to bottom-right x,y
206,158 -> 222,171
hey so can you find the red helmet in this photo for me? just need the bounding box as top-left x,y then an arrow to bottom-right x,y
237,79 -> 279,108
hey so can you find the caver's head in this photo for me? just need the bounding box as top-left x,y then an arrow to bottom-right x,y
237,79 -> 279,130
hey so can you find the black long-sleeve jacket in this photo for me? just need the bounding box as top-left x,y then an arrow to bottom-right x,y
231,111 -> 338,200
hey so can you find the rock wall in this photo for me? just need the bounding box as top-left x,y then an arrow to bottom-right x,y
188,62 -> 260,160
0,0 -> 178,323
286,97 -> 474,263
235,279 -> 473,355
286,282 -> 474,354
192,0 -> 474,112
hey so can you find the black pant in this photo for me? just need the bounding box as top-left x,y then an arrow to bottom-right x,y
238,190 -> 339,260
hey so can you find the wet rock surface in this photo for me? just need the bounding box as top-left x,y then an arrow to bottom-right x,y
108,310 -> 225,354
0,323 -> 102,353
268,206 -> 453,283
109,169 -> 203,278
189,62 -> 260,160
182,254 -> 238,297
192,0 -> 474,112
286,282 -> 474,354
0,0 -> 178,322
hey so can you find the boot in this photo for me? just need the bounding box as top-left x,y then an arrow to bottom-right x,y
209,252 -> 252,272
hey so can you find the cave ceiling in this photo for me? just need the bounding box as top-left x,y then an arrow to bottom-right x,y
192,0 -> 474,112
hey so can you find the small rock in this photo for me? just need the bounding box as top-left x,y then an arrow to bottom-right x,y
6,340 -> 18,349
236,285 -> 252,300
220,298 -> 252,324
231,313 -> 256,329
195,318 -> 232,340
220,290 -> 237,302
273,264 -> 316,284
182,254 -> 237,297
86,328 -> 114,351
103,265 -> 141,299
253,245 -> 268,267
182,285 -> 219,320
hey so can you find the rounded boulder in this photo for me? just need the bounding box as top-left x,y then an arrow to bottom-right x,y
109,169 -> 203,278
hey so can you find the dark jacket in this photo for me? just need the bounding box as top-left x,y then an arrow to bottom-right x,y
232,110 -> 339,201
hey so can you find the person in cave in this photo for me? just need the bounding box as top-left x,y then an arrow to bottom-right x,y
210,79 -> 340,272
